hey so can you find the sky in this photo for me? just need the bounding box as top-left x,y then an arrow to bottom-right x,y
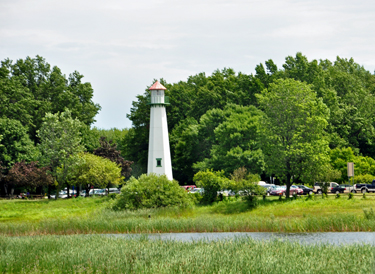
1,0 -> 374,129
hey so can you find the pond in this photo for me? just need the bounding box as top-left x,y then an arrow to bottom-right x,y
106,232 -> 375,245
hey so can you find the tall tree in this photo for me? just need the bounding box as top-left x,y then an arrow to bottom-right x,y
93,136 -> 133,179
37,110 -> 85,198
0,56 -> 101,143
256,78 -> 330,198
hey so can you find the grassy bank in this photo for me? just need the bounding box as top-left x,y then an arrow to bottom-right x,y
1,195 -> 375,235
0,235 -> 373,273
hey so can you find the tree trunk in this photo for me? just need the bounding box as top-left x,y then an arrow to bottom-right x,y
48,185 -> 51,199
4,184 -> 8,197
67,185 -> 70,198
285,173 -> 292,199
10,187 -> 14,199
85,184 -> 91,198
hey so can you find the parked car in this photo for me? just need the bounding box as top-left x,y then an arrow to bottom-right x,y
290,185 -> 303,195
331,184 -> 356,194
181,185 -> 196,191
269,185 -> 301,196
296,185 -> 314,195
314,182 -> 339,194
260,184 -> 275,196
354,180 -> 375,193
107,188 -> 121,194
189,188 -> 204,195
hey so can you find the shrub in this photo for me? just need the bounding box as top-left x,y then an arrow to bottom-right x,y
348,192 -> 354,200
112,174 -> 192,210
335,193 -> 340,199
193,170 -> 228,204
243,194 -> 258,208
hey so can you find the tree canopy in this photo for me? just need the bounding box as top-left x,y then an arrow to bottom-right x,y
256,78 -> 330,197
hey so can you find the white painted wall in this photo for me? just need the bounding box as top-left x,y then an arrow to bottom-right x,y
147,93 -> 173,180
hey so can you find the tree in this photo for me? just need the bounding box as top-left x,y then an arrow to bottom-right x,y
6,161 -> 53,197
0,118 -> 37,169
37,110 -> 85,198
62,152 -> 123,197
193,105 -> 265,176
256,78 -> 330,198
0,56 -> 101,143
93,137 -> 133,181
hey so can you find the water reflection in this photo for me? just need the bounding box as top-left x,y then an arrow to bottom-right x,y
107,232 -> 375,246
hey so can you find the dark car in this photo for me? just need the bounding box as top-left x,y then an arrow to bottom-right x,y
331,184 -> 355,194
297,185 -> 314,195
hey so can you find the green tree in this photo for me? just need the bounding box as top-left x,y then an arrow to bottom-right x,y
63,152 -> 123,197
37,110 -> 85,198
0,56 -> 101,143
0,118 -> 37,169
256,79 -> 330,198
193,105 -> 265,176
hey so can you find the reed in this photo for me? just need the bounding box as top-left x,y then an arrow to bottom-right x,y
2,195 -> 375,235
0,235 -> 373,273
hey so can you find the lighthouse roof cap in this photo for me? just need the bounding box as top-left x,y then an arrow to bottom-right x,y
149,81 -> 167,90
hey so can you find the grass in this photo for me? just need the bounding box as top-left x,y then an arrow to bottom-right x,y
1,194 -> 375,235
0,235 -> 374,273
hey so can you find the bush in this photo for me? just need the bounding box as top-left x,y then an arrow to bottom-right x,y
243,194 -> 258,208
193,170 -> 228,204
112,174 -> 192,210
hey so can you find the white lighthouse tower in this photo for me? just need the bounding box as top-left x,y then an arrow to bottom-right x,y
147,81 -> 173,180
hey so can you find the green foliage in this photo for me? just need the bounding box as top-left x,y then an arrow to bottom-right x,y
226,167 -> 264,198
193,105 -> 265,176
113,174 -> 192,210
66,152 -> 123,193
37,110 -> 85,193
348,193 -> 354,199
330,147 -> 375,183
0,118 -> 37,169
193,170 -> 228,204
353,174 -> 374,185
257,78 -> 330,197
0,56 -> 101,143
335,193 -> 340,199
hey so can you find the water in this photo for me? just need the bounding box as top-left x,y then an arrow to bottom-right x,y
106,232 -> 375,245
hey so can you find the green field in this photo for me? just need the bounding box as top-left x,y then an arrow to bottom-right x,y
1,194 -> 375,235
0,235 -> 373,273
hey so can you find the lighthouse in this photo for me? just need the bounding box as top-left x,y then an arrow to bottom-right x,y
147,81 -> 173,180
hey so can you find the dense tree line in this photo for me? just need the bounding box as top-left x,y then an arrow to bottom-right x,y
124,53 -> 375,192
2,53 -> 375,199
0,56 -> 128,197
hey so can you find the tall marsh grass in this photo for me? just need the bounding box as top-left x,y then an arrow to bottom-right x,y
2,196 -> 375,235
0,235 -> 373,273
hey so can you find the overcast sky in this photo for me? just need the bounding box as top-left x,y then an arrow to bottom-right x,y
1,0 -> 374,129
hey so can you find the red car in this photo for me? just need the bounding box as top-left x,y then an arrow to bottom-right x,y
181,185 -> 196,191
269,185 -> 301,196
